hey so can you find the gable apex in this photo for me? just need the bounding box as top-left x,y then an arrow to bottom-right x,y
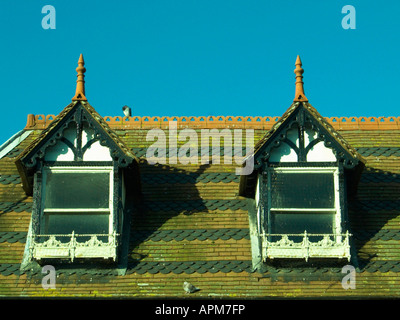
15,100 -> 138,195
252,101 -> 366,169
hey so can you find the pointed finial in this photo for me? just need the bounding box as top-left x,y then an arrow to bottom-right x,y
72,54 -> 87,101
293,55 -> 308,102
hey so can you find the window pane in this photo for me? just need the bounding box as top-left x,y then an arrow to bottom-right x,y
44,172 -> 110,209
271,172 -> 335,208
270,212 -> 335,238
44,213 -> 109,236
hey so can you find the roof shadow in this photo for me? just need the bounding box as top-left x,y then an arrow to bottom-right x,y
127,161 -> 212,269
348,167 -> 400,271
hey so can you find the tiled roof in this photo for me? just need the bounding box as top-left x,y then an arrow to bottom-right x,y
1,53 -> 399,298
0,117 -> 399,298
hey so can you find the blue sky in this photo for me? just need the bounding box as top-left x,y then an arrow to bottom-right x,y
0,0 -> 399,144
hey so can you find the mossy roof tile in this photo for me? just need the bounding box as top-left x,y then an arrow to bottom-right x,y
0,118 -> 399,298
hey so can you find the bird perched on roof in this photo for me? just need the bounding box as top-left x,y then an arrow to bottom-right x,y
122,105 -> 131,117
183,281 -> 200,294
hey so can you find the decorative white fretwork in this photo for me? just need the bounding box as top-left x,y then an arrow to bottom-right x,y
262,231 -> 351,262
30,231 -> 118,261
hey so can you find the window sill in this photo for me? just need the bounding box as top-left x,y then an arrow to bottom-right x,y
262,232 -> 351,262
29,232 -> 118,262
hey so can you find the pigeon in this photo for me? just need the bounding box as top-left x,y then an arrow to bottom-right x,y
183,281 -> 200,294
122,105 -> 131,117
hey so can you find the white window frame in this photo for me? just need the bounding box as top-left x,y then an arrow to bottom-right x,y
265,166 -> 341,239
29,165 -> 118,261
40,165 -> 114,237
260,166 -> 352,261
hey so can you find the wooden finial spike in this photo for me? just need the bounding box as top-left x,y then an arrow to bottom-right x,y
293,55 -> 308,102
72,54 -> 87,101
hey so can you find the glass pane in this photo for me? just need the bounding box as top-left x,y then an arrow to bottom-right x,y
43,213 -> 110,236
270,212 -> 335,241
271,172 -> 335,209
44,172 -> 110,209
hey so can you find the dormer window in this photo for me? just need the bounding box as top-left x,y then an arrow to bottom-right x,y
16,99 -> 138,264
15,55 -> 138,268
239,56 -> 365,270
35,166 -> 116,260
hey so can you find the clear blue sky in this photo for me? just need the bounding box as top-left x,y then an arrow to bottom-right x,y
0,0 -> 399,145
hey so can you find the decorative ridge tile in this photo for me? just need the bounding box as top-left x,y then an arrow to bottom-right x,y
24,114 -> 400,131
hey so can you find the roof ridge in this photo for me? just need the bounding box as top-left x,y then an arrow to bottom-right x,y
22,114 -> 400,131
